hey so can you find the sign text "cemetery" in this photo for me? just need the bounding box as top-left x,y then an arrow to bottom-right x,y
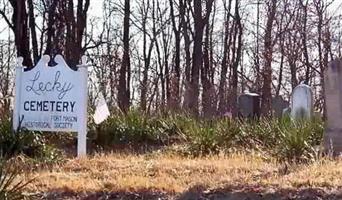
14,55 -> 85,132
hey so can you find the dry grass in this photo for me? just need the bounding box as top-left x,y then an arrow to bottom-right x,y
20,152 -> 342,199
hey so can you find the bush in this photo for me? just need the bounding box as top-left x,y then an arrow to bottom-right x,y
184,119 -> 241,156
91,110 -> 176,147
0,118 -> 61,162
240,119 -> 279,149
185,120 -> 220,155
273,118 -> 324,163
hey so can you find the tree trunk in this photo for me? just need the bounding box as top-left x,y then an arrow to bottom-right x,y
231,0 -> 243,118
300,0 -> 311,84
202,19 -> 212,118
10,0 -> 33,68
181,0 -> 192,110
118,0 -> 131,113
43,0 -> 58,56
218,0 -> 233,114
27,0 -> 39,64
64,0 -> 90,68
169,0 -> 180,111
261,0 -> 277,117
187,0 -> 214,116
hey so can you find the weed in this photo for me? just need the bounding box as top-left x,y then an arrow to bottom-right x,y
0,159 -> 32,200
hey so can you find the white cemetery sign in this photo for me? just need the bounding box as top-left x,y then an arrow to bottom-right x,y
13,55 -> 89,157
290,83 -> 313,119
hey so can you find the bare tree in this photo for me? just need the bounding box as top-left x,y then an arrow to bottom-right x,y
0,0 -> 33,67
169,0 -> 181,110
185,0 -> 214,116
261,0 -> 277,116
118,0 -> 131,113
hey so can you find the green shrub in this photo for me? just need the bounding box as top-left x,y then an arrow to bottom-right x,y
246,119 -> 279,148
185,120 -> 220,155
0,118 -> 61,162
91,110 -> 176,147
274,118 -> 324,163
184,119 -> 242,155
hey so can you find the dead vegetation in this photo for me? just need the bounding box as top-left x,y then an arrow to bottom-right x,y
21,152 -> 342,199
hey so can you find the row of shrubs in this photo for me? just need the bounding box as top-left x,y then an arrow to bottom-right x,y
186,118 -> 323,162
90,111 -> 324,163
0,111 -> 324,163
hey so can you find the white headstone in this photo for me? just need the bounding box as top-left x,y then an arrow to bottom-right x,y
13,55 -> 89,157
290,83 -> 313,119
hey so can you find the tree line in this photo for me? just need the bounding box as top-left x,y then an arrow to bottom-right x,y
0,0 -> 341,118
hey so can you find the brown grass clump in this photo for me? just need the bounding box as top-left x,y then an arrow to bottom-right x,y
21,152 -> 342,199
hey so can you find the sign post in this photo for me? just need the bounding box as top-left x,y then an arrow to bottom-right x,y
76,56 -> 88,157
13,57 -> 25,131
13,55 -> 90,157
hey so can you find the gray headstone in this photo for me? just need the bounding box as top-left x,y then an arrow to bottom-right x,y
272,96 -> 289,118
238,93 -> 260,119
290,83 -> 313,119
324,59 -> 342,155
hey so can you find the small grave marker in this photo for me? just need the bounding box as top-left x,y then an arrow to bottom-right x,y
290,83 -> 313,119
238,93 -> 260,119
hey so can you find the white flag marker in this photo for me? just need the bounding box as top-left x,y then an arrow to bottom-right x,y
93,93 -> 110,124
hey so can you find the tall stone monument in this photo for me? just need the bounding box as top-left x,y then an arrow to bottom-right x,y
324,59 -> 342,155
290,83 -> 313,119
